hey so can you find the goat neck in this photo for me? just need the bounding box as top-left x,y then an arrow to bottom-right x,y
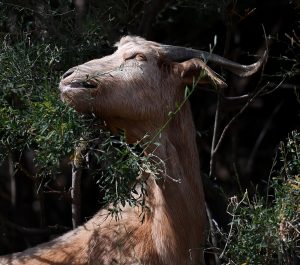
108,96 -> 207,264
150,103 -> 206,264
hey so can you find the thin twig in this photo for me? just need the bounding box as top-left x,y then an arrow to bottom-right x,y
36,179 -> 46,228
0,213 -> 70,236
206,203 -> 221,265
209,93 -> 221,178
43,183 -> 71,201
246,102 -> 283,172
71,139 -> 87,228
213,84 -> 266,155
219,192 -> 249,259
8,152 -> 16,207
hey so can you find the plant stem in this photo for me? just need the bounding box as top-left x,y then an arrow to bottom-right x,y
71,139 -> 87,228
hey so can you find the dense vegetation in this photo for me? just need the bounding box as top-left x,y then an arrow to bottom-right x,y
0,0 -> 299,264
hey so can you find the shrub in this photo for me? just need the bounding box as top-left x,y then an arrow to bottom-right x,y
0,33 -> 153,222
222,131 -> 300,265
0,35 -> 86,176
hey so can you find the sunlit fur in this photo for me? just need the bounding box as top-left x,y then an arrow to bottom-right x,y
0,36 -> 225,265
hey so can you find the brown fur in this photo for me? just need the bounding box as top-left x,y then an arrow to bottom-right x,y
0,36 -> 229,265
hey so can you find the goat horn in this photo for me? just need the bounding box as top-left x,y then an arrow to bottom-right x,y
161,45 -> 267,77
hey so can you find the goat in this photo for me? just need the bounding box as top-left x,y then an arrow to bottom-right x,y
0,36 -> 266,265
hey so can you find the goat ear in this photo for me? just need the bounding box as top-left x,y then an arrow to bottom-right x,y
172,58 -> 227,88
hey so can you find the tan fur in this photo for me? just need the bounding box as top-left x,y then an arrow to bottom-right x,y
0,36 -> 227,265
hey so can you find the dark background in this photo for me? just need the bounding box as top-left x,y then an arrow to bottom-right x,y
0,0 -> 299,256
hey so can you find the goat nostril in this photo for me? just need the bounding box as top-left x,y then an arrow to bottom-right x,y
62,69 -> 74,79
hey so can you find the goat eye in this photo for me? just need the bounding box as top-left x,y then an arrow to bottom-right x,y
135,53 -> 147,61
124,53 -> 147,61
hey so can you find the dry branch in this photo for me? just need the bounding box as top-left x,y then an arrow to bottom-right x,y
71,139 -> 87,228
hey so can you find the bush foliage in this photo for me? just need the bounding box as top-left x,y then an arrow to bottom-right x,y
0,35 -> 86,177
222,132 -> 300,264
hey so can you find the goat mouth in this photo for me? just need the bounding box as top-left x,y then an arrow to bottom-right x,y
60,80 -> 98,93
70,81 -> 98,89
